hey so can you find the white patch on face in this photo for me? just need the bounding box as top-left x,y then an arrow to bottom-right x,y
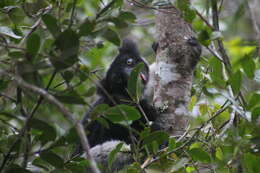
155,61 -> 181,85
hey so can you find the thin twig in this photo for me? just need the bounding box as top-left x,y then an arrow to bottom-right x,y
218,110 -> 236,137
58,0 -> 63,24
0,118 -> 19,132
0,92 -> 17,102
69,0 -> 77,28
18,17 -> 41,48
0,137 -> 20,171
218,0 -> 224,12
211,0 -> 247,109
96,0 -> 115,20
22,133 -> 30,168
0,43 -> 26,50
206,46 -> 224,63
211,0 -> 232,72
184,151 -> 200,173
195,10 -> 214,30
30,71 -> 57,118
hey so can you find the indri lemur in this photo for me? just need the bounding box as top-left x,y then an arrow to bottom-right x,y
81,39 -> 158,149
79,38 -> 201,172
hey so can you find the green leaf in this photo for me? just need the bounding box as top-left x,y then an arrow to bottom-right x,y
228,70 -> 242,95
176,0 -> 196,23
65,128 -> 79,143
184,8 -> 196,23
84,86 -> 96,97
65,161 -> 86,173
167,138 -> 176,152
215,147 -> 223,160
42,14 -> 60,38
243,153 -> 260,173
55,29 -> 79,52
51,29 -> 79,70
102,28 -> 120,46
118,11 -> 136,22
127,62 -> 145,102
108,142 -> 124,168
55,91 -> 85,104
26,33 -> 40,58
105,104 -> 141,123
199,103 -> 208,116
62,71 -> 74,82
209,57 -> 225,87
198,29 -> 212,46
32,158 -> 50,171
42,38 -> 54,51
212,105 -> 230,129
40,151 -> 64,168
8,7 -> 25,24
78,19 -> 95,37
90,104 -> 110,119
52,168 -> 71,173
241,55 -> 256,79
142,131 -> 169,147
127,168 -> 139,173
0,79 -> 9,91
114,0 -> 123,8
29,119 -> 57,144
248,93 -> 260,110
8,51 -> 24,59
5,164 -> 32,173
252,107 -> 260,122
188,148 -> 211,163
186,166 -> 196,173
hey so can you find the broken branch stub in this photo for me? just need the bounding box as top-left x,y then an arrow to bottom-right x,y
153,7 -> 201,136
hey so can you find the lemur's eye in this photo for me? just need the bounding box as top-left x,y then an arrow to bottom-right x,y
126,58 -> 134,65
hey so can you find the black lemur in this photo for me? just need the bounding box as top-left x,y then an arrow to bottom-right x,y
81,39 -> 158,149
80,38 -> 201,172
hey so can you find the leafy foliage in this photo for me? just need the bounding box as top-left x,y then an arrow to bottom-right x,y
0,0 -> 259,173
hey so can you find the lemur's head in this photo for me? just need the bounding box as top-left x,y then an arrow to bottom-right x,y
103,39 -> 149,96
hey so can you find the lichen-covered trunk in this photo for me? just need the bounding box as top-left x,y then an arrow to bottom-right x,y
153,7 -> 201,136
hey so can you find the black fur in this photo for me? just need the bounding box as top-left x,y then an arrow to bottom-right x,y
187,37 -> 202,68
81,39 -> 157,149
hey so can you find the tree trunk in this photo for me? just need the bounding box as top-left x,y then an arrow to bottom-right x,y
153,6 -> 201,136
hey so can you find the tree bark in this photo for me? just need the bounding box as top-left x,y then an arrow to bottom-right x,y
152,6 -> 201,136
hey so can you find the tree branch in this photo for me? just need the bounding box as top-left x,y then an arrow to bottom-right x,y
0,69 -> 101,173
69,0 -> 77,28
153,5 -> 201,136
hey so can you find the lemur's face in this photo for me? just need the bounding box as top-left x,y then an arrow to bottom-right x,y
103,39 -> 149,97
121,54 -> 149,84
107,53 -> 149,89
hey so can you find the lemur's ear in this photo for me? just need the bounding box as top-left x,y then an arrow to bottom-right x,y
118,39 -> 140,56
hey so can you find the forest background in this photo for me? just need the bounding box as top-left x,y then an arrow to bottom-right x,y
0,0 -> 260,172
